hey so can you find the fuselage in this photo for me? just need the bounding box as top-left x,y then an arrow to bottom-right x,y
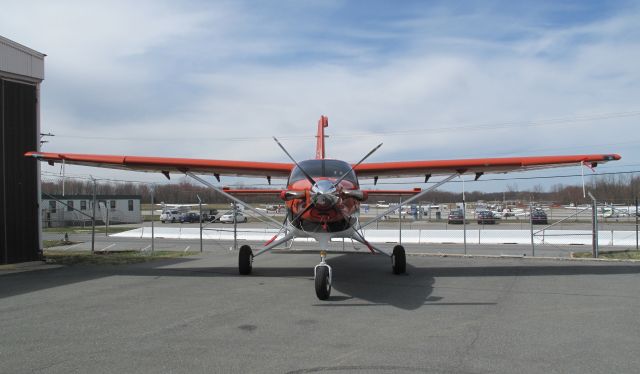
285,159 -> 361,232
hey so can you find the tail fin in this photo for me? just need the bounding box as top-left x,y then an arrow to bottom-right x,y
315,115 -> 329,159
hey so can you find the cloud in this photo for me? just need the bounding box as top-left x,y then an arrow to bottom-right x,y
2,1 -> 639,192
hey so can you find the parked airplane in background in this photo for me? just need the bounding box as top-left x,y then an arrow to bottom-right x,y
157,202 -> 200,213
26,116 -> 621,299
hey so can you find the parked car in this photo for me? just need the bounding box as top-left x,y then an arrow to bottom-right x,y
201,209 -> 219,222
448,209 -> 465,224
477,210 -> 498,224
160,210 -> 181,223
179,212 -> 201,223
219,212 -> 248,223
531,209 -> 548,224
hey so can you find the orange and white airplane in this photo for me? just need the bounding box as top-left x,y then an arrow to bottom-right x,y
26,116 -> 620,299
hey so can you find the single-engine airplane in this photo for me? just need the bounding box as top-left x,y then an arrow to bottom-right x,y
26,116 -> 621,299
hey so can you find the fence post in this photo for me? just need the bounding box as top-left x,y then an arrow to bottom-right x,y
398,196 -> 402,245
588,192 -> 598,258
530,200 -> 535,257
636,196 -> 638,250
197,194 -> 203,253
463,200 -> 467,255
91,177 -> 96,254
151,185 -> 155,254
233,202 -> 238,251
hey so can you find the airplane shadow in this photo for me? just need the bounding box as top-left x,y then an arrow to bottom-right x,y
2,255 -> 639,311
317,255 -> 436,310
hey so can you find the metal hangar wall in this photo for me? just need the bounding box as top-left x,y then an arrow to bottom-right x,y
0,35 -> 45,264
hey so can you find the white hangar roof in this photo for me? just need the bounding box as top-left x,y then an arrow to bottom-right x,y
0,35 -> 45,81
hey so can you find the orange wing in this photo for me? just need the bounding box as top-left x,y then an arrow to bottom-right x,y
354,154 -> 621,178
26,152 -> 621,180
25,152 -> 293,178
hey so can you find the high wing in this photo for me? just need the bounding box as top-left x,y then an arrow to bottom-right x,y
354,154 -> 621,179
26,152 -> 621,181
25,152 -> 294,179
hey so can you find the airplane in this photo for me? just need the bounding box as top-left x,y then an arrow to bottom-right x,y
25,116 -> 621,300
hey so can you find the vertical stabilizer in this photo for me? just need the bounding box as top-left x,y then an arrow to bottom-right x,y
315,115 -> 329,159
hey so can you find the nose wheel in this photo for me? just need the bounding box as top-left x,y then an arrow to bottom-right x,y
314,251 -> 332,300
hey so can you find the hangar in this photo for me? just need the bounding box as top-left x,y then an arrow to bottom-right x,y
0,36 -> 45,264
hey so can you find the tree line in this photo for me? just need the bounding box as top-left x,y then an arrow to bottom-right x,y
42,174 -> 640,205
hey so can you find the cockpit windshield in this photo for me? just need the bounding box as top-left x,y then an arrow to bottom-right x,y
289,159 -> 357,185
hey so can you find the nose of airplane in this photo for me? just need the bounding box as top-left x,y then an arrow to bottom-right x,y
312,180 -> 339,209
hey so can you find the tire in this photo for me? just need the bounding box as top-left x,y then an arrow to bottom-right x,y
239,245 -> 253,275
315,265 -> 331,300
392,245 -> 406,274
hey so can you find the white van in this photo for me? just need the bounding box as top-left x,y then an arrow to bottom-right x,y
160,210 -> 181,223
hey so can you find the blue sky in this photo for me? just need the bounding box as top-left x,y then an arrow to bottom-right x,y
2,0 -> 639,194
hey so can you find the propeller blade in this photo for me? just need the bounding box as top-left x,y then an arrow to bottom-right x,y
290,202 -> 314,226
334,143 -> 383,187
273,137 -> 317,186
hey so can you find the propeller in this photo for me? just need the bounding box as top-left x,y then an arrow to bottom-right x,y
333,143 -> 382,188
273,137 -> 317,186
274,137 -> 381,228
290,201 -> 315,226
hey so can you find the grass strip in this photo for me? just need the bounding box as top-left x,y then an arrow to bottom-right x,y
43,250 -> 195,265
43,226 -> 135,234
572,249 -> 640,260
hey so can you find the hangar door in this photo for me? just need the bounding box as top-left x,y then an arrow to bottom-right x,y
0,79 -> 40,264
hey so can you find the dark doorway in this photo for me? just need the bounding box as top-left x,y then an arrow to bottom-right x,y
1,79 -> 40,264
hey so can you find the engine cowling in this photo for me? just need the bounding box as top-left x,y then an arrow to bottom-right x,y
280,190 -> 306,201
342,189 -> 367,201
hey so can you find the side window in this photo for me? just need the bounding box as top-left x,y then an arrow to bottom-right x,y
80,200 -> 87,210
110,200 -> 116,209
67,201 -> 74,211
49,200 -> 56,213
128,200 -> 134,211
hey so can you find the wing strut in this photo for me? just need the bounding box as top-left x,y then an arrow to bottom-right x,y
360,173 -> 459,229
185,172 -> 284,229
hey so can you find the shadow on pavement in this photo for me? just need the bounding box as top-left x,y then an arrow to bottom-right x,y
2,254 -> 639,311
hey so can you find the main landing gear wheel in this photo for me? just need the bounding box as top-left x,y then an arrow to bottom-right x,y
239,245 -> 253,275
392,245 -> 406,274
314,251 -> 332,300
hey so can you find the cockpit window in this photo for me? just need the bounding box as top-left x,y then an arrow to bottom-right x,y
289,160 -> 357,184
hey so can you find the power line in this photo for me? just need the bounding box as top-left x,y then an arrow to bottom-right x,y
49,110 -> 640,143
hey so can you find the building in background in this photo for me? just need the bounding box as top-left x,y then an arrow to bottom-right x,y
41,195 -> 142,227
0,36 -> 45,264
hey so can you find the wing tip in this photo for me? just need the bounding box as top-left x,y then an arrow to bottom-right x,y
604,154 -> 621,161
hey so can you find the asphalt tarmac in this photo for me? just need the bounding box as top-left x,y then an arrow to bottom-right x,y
2,252 -> 640,373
